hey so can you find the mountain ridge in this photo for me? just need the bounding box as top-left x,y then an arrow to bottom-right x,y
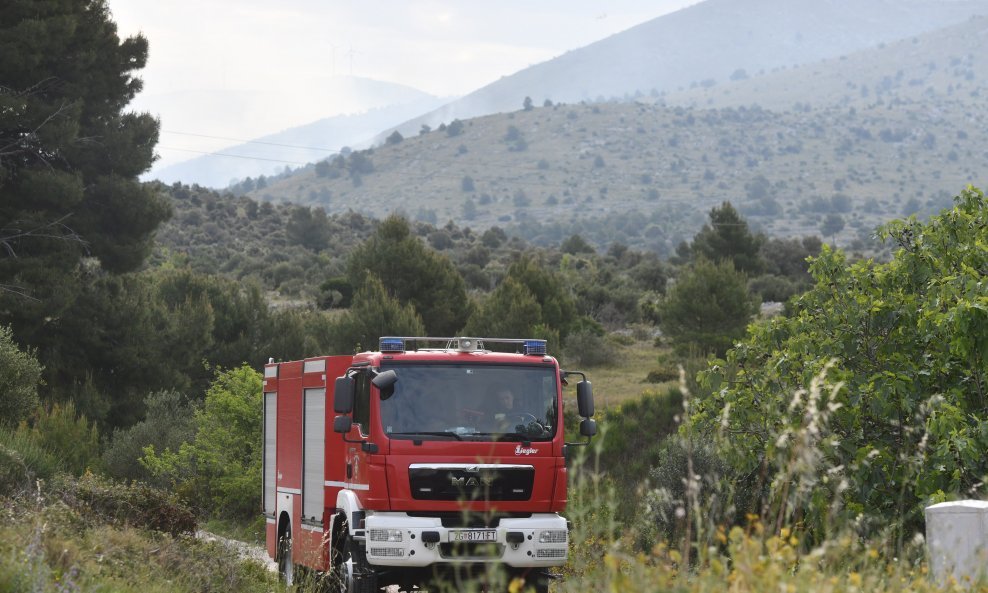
248,15 -> 988,254
378,0 -> 988,140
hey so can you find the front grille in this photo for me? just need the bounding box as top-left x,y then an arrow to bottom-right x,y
369,547 -> 405,558
439,542 -> 505,559
409,466 -> 535,501
536,548 -> 567,559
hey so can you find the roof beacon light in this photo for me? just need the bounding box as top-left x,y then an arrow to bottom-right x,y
379,337 -> 405,353
523,339 -> 547,356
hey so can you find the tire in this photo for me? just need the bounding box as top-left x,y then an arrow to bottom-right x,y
342,536 -> 378,593
278,527 -> 295,586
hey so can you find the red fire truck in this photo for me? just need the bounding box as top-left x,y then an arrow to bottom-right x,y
263,336 -> 597,592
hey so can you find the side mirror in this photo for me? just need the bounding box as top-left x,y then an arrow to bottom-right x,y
334,376 -> 355,413
576,380 -> 594,418
372,369 -> 398,400
333,415 -> 353,434
580,418 -> 597,438
372,369 -> 397,389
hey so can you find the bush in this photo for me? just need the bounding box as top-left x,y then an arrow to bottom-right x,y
563,330 -> 617,367
0,325 -> 42,426
17,401 -> 100,476
103,390 -> 197,483
0,443 -> 30,497
748,274 -> 799,303
657,257 -> 759,357
141,365 -> 264,519
644,365 -> 679,384
0,425 -> 61,486
51,473 -> 197,536
597,387 -> 684,514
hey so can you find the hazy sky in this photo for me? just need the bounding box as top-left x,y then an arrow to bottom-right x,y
110,1 -> 698,97
107,1 -> 699,169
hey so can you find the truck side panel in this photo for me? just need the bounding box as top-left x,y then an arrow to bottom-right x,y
294,355 -> 353,571
277,361 -> 304,492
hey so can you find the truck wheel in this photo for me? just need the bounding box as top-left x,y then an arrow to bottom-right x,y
278,527 -> 295,585
342,536 -> 378,593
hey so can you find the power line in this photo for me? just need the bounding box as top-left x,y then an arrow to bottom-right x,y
162,130 -> 338,152
158,146 -> 308,165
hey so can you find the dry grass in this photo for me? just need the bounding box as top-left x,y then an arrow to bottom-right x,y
561,338 -> 675,410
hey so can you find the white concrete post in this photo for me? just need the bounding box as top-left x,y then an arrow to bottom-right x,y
926,500 -> 988,586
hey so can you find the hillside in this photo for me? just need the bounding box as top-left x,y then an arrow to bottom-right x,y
381,0 -> 988,138
142,76 -> 441,186
248,16 -> 988,254
662,14 -> 988,111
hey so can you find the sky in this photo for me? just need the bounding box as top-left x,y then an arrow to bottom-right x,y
107,0 -> 699,168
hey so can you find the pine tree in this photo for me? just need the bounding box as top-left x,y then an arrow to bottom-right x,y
0,0 -> 170,420
346,216 -> 470,335
689,202 -> 765,274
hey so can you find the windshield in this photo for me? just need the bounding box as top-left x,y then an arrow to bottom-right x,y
379,363 -> 558,442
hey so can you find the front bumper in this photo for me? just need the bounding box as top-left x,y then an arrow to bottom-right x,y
362,512 -> 569,568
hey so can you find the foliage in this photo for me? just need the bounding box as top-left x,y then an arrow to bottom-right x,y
0,439 -> 32,497
657,257 -> 759,356
464,277 -> 546,339
346,215 -> 471,335
596,388 -> 684,497
0,0 -> 167,272
759,235 -> 821,284
503,255 -> 579,338
691,187 -> 988,544
0,324 -> 42,425
50,472 -> 197,536
0,425 -> 61,489
285,205 -> 331,251
141,365 -> 263,519
16,400 -> 100,476
687,201 -> 765,274
0,490 -> 275,593
329,275 -> 426,353
103,390 -> 196,483
562,329 -> 617,367
0,1 -> 170,422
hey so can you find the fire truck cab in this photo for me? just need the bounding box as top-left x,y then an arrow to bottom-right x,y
263,336 -> 596,592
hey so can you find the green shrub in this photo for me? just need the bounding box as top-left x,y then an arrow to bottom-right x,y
17,401 -> 100,476
748,274 -> 799,303
0,425 -> 61,484
691,188 -> 988,545
0,325 -> 43,426
644,365 -> 679,384
642,437 -> 732,545
142,365 -> 263,519
596,387 -> 684,519
103,390 -> 196,483
563,329 -> 617,367
0,443 -> 30,497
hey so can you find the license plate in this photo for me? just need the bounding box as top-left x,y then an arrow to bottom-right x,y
449,530 -> 497,542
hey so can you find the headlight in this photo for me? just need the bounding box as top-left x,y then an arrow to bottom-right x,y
538,530 -> 567,544
369,529 -> 403,542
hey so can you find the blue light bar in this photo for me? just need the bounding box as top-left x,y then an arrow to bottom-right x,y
379,338 -> 405,353
523,339 -> 547,356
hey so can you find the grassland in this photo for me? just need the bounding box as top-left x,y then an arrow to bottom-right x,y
0,493 -> 277,593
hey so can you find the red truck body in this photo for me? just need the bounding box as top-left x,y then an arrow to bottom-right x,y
262,337 -> 595,591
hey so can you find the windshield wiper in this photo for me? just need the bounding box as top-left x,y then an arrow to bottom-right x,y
389,431 -> 464,441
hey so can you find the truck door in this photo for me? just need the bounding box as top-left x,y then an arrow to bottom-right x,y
346,372 -> 371,490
